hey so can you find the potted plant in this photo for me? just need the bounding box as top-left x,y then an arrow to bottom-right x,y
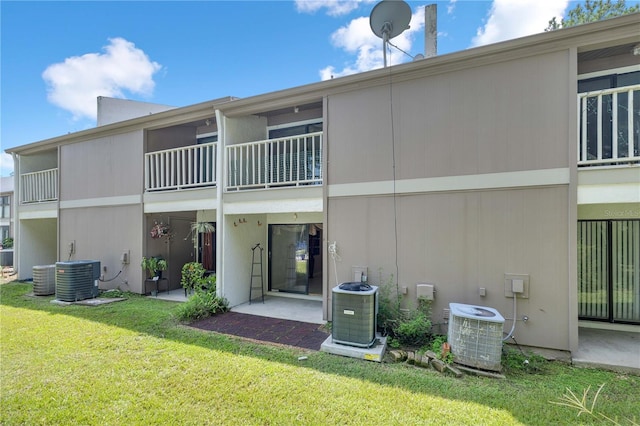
141,257 -> 168,279
181,262 -> 205,296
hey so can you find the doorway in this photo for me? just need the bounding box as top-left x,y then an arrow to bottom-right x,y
268,224 -> 322,295
195,222 -> 216,273
578,219 -> 640,324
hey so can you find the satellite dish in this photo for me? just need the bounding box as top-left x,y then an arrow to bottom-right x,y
369,0 -> 412,67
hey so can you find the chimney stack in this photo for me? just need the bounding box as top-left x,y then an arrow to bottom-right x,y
425,4 -> 437,58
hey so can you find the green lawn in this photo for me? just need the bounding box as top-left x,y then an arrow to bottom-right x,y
1,282 -> 638,425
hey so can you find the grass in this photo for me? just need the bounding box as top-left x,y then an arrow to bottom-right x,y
1,281 -> 639,425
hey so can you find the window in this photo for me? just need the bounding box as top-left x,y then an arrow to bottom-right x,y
0,196 -> 9,218
197,134 -> 218,144
0,226 -> 8,240
268,122 -> 322,139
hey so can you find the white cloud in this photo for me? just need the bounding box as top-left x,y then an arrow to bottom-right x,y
295,0 -> 375,17
447,0 -> 457,15
320,6 -> 425,80
42,37 -> 162,121
0,153 -> 14,177
471,0 -> 568,47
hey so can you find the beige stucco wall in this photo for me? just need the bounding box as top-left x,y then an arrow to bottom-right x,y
328,187 -> 570,350
59,131 -> 144,200
57,131 -> 146,291
97,97 -> 175,126
325,50 -> 575,351
59,205 -> 143,292
328,51 -> 571,185
16,218 -> 57,279
147,127 -> 195,152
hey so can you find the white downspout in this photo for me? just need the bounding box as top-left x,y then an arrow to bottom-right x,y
214,108 -> 225,300
11,153 -> 19,278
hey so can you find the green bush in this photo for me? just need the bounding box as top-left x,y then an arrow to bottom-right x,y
394,309 -> 432,347
376,269 -> 433,347
2,237 -> 13,249
376,272 -> 402,337
181,262 -> 205,292
175,288 -> 228,322
197,274 -> 216,292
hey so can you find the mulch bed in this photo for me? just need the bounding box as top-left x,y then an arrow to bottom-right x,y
189,311 -> 330,351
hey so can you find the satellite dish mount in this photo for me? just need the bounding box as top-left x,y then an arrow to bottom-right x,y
369,0 -> 412,67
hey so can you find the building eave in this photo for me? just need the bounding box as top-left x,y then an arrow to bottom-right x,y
6,96 -> 237,155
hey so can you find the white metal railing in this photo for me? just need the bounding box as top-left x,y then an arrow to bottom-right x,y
578,84 -> 640,166
145,142 -> 217,191
226,132 -> 322,191
21,168 -> 58,203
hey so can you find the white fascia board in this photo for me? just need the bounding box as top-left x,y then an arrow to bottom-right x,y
224,198 -> 322,215
19,209 -> 57,219
144,198 -> 218,213
328,168 -> 571,198
578,183 -> 640,204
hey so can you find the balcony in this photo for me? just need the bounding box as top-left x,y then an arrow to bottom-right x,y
226,132 -> 323,191
145,142 -> 217,192
21,168 -> 58,204
578,84 -> 640,167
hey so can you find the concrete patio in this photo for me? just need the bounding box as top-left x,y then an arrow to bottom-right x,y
573,326 -> 640,375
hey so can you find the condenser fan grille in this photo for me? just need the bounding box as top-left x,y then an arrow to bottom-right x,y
448,303 -> 504,371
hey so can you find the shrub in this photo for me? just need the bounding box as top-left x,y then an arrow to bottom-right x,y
376,269 -> 433,347
393,308 -> 432,347
2,237 -> 13,249
181,262 -> 205,292
197,274 -> 216,292
175,288 -> 228,322
376,271 -> 402,337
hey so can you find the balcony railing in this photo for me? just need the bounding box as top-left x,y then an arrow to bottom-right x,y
226,132 -> 322,191
145,142 -> 217,191
578,84 -> 640,166
21,168 -> 58,204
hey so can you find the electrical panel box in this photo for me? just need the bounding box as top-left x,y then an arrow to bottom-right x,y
416,283 -> 435,300
512,279 -> 524,293
504,274 -> 530,298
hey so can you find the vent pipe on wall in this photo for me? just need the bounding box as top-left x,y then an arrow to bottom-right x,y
424,4 -> 437,58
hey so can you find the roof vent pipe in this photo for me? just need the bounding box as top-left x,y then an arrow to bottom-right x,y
425,4 -> 437,58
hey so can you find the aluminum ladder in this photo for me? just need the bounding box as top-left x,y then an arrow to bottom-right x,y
249,243 -> 264,304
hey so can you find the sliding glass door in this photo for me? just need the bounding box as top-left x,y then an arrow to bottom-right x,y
578,220 -> 640,324
269,224 -> 309,294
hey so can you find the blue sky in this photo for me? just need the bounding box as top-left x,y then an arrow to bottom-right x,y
1,0 -> 634,176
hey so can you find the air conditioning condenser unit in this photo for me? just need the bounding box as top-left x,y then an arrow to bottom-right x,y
448,303 -> 504,372
332,283 -> 378,348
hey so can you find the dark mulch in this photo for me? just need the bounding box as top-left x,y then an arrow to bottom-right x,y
189,311 -> 330,351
